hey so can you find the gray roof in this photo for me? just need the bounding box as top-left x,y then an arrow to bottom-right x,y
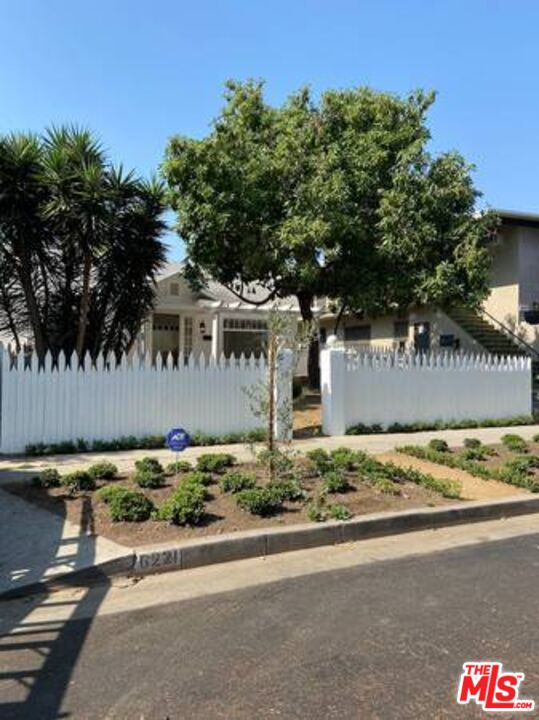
156,263 -> 300,309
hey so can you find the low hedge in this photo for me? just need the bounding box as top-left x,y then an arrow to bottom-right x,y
346,416 -> 536,436
23,428 -> 267,457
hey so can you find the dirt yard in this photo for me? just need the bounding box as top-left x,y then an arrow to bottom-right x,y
5,459 -> 455,547
293,390 -> 322,438
377,451 -> 530,501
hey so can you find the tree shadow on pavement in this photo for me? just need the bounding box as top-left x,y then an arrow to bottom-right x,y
0,494 -> 111,719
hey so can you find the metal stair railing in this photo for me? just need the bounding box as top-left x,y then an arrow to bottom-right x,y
479,308 -> 539,360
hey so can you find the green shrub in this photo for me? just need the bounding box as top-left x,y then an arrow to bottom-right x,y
135,457 -> 164,474
373,477 -> 402,495
196,453 -> 236,473
463,438 -> 482,449
133,469 -> 165,489
31,468 -> 61,488
183,470 -> 213,486
533,434 -> 539,443
268,478 -> 305,502
501,434 -> 528,453
330,447 -> 363,471
235,487 -> 283,516
87,461 -> 118,480
504,455 -> 539,474
323,470 -> 350,494
23,429 -> 268,457
96,484 -> 125,503
306,448 -> 331,466
156,483 -> 206,525
221,470 -> 257,494
306,498 -> 328,522
428,439 -> 449,453
165,460 -> 193,475
346,423 -> 383,435
257,449 -> 294,477
462,447 -> 488,462
328,504 -> 354,521
97,486 -> 154,522
61,470 -> 96,493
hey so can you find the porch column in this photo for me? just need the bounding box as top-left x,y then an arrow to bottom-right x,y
211,313 -> 220,359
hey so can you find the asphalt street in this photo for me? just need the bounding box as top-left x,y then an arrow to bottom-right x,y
2,522 -> 539,719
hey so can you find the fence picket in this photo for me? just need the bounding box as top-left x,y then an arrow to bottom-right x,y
0,347 -> 277,453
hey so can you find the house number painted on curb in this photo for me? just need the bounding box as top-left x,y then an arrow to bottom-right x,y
136,549 -> 182,571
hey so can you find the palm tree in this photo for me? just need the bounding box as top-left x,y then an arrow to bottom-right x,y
0,126 -> 166,361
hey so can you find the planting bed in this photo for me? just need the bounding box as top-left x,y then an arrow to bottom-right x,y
3,448 -> 464,547
396,433 -> 539,494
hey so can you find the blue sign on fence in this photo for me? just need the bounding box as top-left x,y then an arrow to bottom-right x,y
165,427 -> 191,453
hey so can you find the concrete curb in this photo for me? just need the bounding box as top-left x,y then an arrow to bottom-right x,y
0,553 -> 135,600
4,494 -> 539,599
131,494 -> 539,577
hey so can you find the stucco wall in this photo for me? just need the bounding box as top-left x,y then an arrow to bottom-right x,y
320,307 -> 482,353
483,225 -> 520,329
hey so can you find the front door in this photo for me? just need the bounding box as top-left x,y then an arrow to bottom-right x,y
152,313 -> 180,362
414,322 -> 430,352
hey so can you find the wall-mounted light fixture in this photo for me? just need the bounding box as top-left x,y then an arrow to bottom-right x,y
199,320 -> 206,335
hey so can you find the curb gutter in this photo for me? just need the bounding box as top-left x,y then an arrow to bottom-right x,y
3,494 -> 539,599
132,494 -> 539,576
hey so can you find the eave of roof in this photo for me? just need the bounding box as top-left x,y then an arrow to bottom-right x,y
494,208 -> 539,229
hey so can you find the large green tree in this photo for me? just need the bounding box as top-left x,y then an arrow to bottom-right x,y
0,127 -> 166,360
163,81 -> 496,386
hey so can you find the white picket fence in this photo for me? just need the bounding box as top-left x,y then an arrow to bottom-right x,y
321,345 -> 532,436
0,348 -> 291,454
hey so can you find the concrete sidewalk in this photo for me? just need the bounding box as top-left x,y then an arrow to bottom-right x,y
1,423 -> 539,479
0,488 -> 131,596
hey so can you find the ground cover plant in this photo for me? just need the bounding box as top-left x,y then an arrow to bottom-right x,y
397,440 -> 539,492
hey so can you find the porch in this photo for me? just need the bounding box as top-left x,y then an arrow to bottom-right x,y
141,310 -> 268,363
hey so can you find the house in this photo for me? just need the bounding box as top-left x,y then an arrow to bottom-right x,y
137,263 -> 313,375
318,209 -> 539,359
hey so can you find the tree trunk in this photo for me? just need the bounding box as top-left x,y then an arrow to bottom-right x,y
296,291 -> 319,389
15,259 -> 46,359
75,252 -> 92,359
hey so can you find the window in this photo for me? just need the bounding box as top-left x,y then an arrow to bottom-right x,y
222,317 -> 268,358
169,282 -> 179,296
440,334 -> 455,349
344,325 -> 371,341
223,318 -> 267,331
393,321 -> 408,339
152,314 -> 179,332
183,317 -> 193,356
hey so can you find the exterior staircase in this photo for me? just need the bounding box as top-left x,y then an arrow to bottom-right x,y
446,306 -> 527,357
447,306 -> 539,415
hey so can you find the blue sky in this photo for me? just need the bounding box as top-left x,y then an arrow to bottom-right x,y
1,0 -> 539,259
